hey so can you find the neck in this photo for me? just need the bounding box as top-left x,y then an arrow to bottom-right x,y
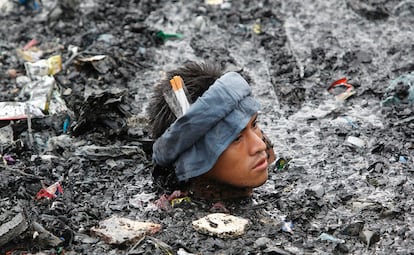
189,177 -> 253,201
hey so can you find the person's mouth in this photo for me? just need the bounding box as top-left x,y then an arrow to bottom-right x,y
252,157 -> 268,172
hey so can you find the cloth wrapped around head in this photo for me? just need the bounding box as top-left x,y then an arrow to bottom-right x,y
152,72 -> 260,181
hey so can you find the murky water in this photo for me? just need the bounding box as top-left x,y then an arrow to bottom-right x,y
1,0 -> 413,254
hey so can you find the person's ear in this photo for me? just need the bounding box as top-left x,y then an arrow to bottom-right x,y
262,131 -> 276,164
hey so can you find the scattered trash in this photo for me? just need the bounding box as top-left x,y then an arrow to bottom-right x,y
0,0 -> 412,254
253,19 -> 261,34
16,43 -> 43,63
317,233 -> 345,244
281,221 -> 294,234
382,72 -> 414,106
204,0 -> 231,9
345,136 -> 366,148
328,78 -> 356,100
0,50 -> 67,121
275,157 -> 288,171
399,156 -> 408,163
74,54 -> 114,74
62,114 -> 70,133
154,190 -> 188,210
205,0 -> 223,5
171,196 -> 191,208
192,213 -> 249,238
90,216 -> 161,245
156,31 -> 184,41
343,116 -> 359,129
35,182 -> 64,200
2,155 -> 15,165
0,102 -> 44,120
24,55 -> 62,79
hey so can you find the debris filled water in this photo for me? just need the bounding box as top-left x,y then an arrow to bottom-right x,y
0,0 -> 413,254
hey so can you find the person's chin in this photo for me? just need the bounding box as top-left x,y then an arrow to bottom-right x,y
250,171 -> 269,188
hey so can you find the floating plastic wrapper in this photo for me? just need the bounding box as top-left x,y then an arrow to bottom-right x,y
317,233 -> 345,244
16,42 -> 43,62
0,75 -> 68,120
253,19 -> 261,34
382,72 -> 414,106
399,156 -> 408,163
156,31 -> 183,41
205,0 -> 231,9
0,102 -> 44,120
3,155 -> 16,165
63,114 -> 71,133
24,55 -> 62,80
171,197 -> 191,208
35,182 -> 64,200
327,78 -> 355,100
281,221 -> 294,234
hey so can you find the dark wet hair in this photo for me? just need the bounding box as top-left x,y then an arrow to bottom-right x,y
147,61 -> 224,191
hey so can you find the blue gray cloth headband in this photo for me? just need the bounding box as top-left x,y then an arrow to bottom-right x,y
152,72 -> 260,181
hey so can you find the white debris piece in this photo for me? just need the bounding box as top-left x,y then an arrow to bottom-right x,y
346,136 -> 366,148
192,213 -> 249,238
91,216 -> 161,245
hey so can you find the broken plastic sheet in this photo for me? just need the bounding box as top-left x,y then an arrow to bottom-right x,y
0,76 -> 68,120
0,102 -> 44,121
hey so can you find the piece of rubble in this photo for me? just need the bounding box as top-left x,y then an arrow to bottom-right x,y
192,213 -> 249,238
359,230 -> 380,247
0,212 -> 29,247
32,221 -> 63,248
90,216 -> 161,245
346,136 -> 366,148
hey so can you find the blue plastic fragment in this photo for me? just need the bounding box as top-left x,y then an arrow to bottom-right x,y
63,115 -> 70,133
318,233 -> 345,243
281,221 -> 294,233
399,156 -> 408,163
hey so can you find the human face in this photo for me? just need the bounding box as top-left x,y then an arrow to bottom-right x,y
203,114 -> 269,188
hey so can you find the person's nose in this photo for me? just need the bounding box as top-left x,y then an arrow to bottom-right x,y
247,130 -> 267,155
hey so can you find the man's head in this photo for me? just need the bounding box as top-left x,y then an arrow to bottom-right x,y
148,61 -> 223,139
147,61 -> 271,193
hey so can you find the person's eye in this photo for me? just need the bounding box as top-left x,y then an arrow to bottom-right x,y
252,119 -> 259,129
233,135 -> 242,143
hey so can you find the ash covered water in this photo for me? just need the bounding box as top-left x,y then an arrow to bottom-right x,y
0,0 -> 413,254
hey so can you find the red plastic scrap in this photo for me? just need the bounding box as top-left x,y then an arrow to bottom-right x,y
35,182 -> 63,200
23,38 -> 39,50
154,190 -> 188,210
328,77 -> 355,100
